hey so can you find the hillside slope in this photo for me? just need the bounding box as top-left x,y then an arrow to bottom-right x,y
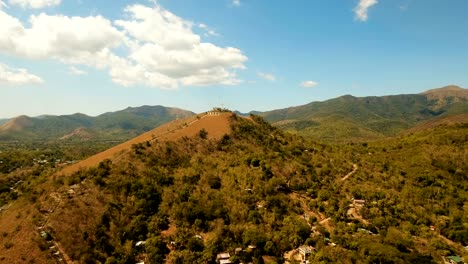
60,112 -> 232,175
259,85 -> 468,141
0,105 -> 195,142
0,114 -> 466,263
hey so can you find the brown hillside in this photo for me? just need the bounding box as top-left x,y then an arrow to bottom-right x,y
59,127 -> 93,140
59,112 -> 232,176
0,112 -> 233,263
0,115 -> 33,132
421,85 -> 468,100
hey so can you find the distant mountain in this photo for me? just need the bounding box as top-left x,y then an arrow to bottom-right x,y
258,85 -> 468,141
421,85 -> 468,100
0,105 -> 195,141
0,118 -> 9,125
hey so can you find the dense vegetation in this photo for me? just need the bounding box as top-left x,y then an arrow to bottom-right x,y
0,141 -> 118,208
258,87 -> 468,141
13,114 -> 464,264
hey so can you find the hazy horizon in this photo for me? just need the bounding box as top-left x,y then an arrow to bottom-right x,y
1,84 -> 465,119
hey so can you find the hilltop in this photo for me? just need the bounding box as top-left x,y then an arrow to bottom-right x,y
257,85 -> 468,141
422,85 -> 468,100
0,115 -> 33,132
60,111 -> 232,175
0,105 -> 194,142
0,112 -> 466,263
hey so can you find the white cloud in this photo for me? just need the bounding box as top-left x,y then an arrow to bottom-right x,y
232,0 -> 240,6
0,3 -> 247,89
354,0 -> 378,22
300,80 -> 318,88
198,23 -> 219,37
8,0 -> 61,9
115,4 -> 200,50
113,4 -> 247,88
0,1 -> 7,9
0,11 -> 124,66
257,72 -> 276,82
68,66 -> 87,76
0,63 -> 43,85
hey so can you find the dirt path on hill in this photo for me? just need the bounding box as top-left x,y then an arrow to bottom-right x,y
53,241 -> 74,264
341,164 -> 358,181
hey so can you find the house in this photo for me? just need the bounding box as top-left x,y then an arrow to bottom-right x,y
446,256 -> 463,264
353,199 -> 366,206
298,246 -> 313,261
207,110 -> 221,116
217,252 -> 231,264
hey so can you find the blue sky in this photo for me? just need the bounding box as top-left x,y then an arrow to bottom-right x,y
0,0 -> 467,118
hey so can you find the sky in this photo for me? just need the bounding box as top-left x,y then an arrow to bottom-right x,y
0,0 -> 467,118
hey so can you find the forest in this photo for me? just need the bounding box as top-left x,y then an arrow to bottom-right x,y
0,114 -> 466,264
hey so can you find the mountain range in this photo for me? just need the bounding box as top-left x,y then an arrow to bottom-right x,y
0,85 -> 467,142
256,85 -> 468,141
0,105 -> 194,141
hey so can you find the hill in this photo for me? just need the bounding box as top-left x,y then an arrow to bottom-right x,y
0,119 -> 9,125
422,85 -> 468,101
0,113 -> 466,263
0,115 -> 33,132
0,105 -> 195,142
258,85 -> 468,141
60,111 -> 232,175
404,113 -> 468,134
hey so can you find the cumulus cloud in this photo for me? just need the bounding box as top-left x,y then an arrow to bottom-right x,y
0,11 -> 124,67
113,4 -> 247,88
68,66 -> 87,76
8,0 -> 61,9
257,72 -> 276,82
0,63 -> 43,85
0,3 -> 247,89
354,0 -> 378,22
300,80 -> 318,88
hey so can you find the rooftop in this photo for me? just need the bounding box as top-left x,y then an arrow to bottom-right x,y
217,253 -> 230,259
